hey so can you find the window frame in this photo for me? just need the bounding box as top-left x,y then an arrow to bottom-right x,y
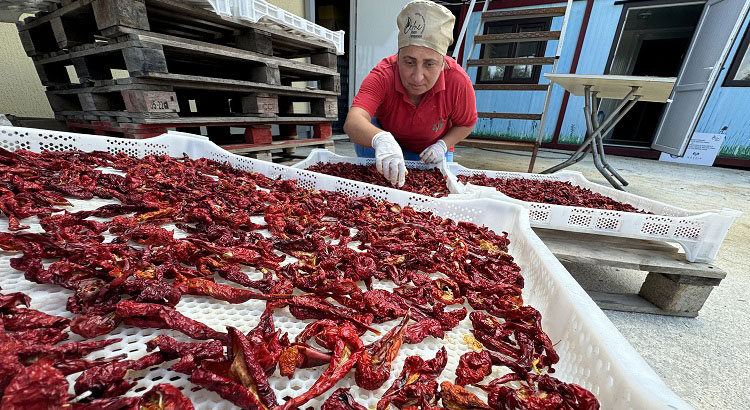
723,22 -> 750,87
476,17 -> 552,85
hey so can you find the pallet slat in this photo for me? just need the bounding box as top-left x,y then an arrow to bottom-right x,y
466,57 -> 555,66
474,31 -> 561,44
482,7 -> 567,21
535,228 -> 726,317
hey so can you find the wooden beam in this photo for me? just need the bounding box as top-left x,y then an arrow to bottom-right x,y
474,31 -> 561,43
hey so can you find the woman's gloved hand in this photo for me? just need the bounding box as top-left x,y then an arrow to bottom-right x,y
371,131 -> 407,187
419,140 -> 447,164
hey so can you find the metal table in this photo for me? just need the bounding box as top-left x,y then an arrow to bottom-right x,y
541,74 -> 676,190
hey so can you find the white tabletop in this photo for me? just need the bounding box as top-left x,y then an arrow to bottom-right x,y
544,74 -> 676,103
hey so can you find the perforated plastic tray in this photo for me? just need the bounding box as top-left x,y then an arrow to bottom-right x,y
187,0 -> 345,54
232,0 -> 345,55
445,163 -> 740,263
294,151 -> 738,262
292,148 -> 462,197
0,126 -> 692,410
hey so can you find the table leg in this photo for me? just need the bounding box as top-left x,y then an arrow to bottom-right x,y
540,141 -> 592,174
584,88 -> 625,189
591,93 -> 632,187
541,86 -> 640,178
589,90 -> 628,186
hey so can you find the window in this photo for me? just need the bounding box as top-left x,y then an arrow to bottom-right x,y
477,18 -> 551,84
724,23 -> 750,87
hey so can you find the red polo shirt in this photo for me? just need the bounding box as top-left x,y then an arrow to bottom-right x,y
352,54 -> 477,153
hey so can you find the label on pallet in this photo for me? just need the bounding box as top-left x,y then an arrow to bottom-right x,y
144,91 -> 179,113
122,90 -> 179,113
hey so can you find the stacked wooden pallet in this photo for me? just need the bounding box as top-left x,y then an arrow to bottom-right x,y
17,0 -> 339,159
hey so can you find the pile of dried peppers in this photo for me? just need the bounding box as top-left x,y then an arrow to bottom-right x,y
0,147 -> 599,409
457,174 -> 646,212
306,162 -> 451,198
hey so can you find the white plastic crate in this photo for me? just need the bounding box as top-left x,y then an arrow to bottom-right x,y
206,0 -> 233,16
0,0 -> 58,21
292,148 -> 462,197
0,126 -> 692,410
446,163 -> 740,263
231,0 -> 345,55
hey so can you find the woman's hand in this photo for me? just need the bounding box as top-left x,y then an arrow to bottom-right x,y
419,140 -> 447,164
371,131 -> 407,187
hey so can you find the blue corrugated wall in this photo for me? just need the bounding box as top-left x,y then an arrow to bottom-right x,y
462,0 -> 621,143
463,0 -> 750,160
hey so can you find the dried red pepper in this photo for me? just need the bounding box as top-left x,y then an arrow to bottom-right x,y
0,146 -> 601,409
455,350 -> 493,386
74,352 -> 165,397
67,397 -> 140,410
139,384 -> 195,410
377,347 -> 448,410
480,373 -> 600,410
0,359 -> 68,409
115,300 -> 226,341
189,368 -> 268,410
321,388 -> 367,410
145,335 -> 224,374
355,313 -> 409,390
307,162 -> 450,197
278,343 -> 332,378
245,307 -> 289,376
225,326 -> 277,408
458,174 -> 646,212
286,295 -> 377,334
278,322 -> 364,410
1,307 -> 70,331
440,381 -> 491,409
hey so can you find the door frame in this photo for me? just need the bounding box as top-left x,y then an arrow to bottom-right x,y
605,0 -> 707,76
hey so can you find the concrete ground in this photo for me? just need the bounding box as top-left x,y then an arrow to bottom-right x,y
282,140 -> 750,410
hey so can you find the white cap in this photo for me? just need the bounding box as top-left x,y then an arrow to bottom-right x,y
397,0 -> 455,56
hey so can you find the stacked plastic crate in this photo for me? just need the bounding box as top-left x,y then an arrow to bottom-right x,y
16,0 -> 342,160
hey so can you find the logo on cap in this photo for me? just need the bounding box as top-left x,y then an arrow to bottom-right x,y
403,12 -> 425,38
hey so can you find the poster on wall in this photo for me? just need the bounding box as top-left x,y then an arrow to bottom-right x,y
659,132 -> 725,166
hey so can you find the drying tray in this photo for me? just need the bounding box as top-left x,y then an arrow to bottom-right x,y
445,163 -> 740,263
294,150 -> 738,262
292,148 -> 463,197
0,126 -> 692,410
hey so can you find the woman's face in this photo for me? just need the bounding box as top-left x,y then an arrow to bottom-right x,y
397,45 -> 445,99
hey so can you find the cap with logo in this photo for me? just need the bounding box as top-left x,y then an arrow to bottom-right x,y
396,0 -> 455,56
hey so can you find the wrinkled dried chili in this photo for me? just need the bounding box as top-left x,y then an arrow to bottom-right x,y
0,146 -> 600,409
458,174 -> 646,212
307,162 -> 450,197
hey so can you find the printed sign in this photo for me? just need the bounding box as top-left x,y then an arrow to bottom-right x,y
659,132 -> 725,166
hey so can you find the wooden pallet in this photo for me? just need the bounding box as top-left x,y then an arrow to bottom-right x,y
17,0 -> 337,59
46,76 -> 338,123
66,118 -> 334,161
535,229 -> 726,317
32,31 -> 340,90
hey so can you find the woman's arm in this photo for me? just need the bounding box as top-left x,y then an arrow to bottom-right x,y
343,108 -> 383,148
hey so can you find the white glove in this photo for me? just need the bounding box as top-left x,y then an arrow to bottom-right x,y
371,131 -> 406,187
419,139 -> 448,164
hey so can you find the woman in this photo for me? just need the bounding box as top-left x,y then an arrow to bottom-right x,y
343,0 -> 477,187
